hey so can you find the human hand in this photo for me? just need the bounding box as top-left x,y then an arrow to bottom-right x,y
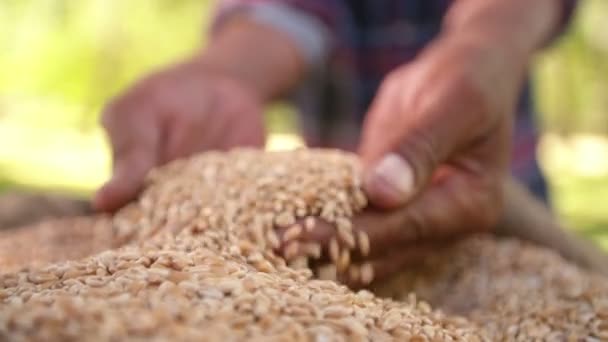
273,163 -> 498,287
275,213 -> 449,288
93,59 -> 265,212
279,35 -> 528,286
358,32 -> 527,230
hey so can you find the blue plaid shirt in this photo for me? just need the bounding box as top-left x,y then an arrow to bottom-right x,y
215,0 -> 578,200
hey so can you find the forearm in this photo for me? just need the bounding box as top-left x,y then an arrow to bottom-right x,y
199,15 -> 306,102
442,0 -> 563,60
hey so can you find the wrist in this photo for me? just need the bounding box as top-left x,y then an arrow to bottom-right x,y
185,53 -> 266,103
442,0 -> 562,61
199,15 -> 305,102
428,30 -> 529,81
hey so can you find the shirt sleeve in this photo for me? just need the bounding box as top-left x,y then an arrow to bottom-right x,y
212,0 -> 350,68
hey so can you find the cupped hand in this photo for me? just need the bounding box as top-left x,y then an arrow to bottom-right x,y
275,170 -> 495,287
94,59 -> 265,212
278,34 -> 529,286
275,213 -> 450,288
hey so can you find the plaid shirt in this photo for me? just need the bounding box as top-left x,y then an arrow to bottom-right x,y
215,0 -> 577,200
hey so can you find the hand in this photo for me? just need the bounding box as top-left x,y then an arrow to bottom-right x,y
281,35 -> 527,286
94,59 -> 265,212
359,34 -> 526,230
276,214 -> 449,288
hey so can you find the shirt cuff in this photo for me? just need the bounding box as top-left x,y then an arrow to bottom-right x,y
213,2 -> 331,68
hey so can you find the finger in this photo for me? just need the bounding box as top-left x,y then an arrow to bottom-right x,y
275,217 -> 364,267
352,168 -> 501,259
358,66 -> 495,209
163,114 -> 218,164
276,168 -> 498,263
213,79 -> 266,149
160,85 -> 222,162
93,105 -> 161,212
274,219 -> 334,261
276,214 -> 423,264
162,83 -> 265,161
274,216 -> 372,266
94,163 -> 152,213
220,106 -> 266,149
343,241 -> 446,289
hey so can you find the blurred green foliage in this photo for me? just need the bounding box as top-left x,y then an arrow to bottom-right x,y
0,0 -> 209,129
0,0 -> 607,246
532,0 -> 608,247
535,0 -> 608,134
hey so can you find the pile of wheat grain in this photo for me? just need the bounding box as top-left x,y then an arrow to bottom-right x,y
373,236 -> 608,340
0,149 -> 607,341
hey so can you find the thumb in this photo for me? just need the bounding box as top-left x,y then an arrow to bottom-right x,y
93,151 -> 157,213
359,68 -> 488,209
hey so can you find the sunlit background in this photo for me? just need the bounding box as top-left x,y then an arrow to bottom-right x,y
1,0 -> 607,247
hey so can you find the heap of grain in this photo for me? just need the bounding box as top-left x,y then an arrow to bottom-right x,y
0,149 -> 607,341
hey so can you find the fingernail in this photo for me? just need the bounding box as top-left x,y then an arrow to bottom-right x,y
367,153 -> 414,205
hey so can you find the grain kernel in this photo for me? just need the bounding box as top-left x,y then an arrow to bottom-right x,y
337,224 -> 356,249
337,249 -> 351,272
304,217 -> 315,232
360,262 -> 374,285
329,238 -> 340,263
356,231 -> 370,257
283,241 -> 300,261
303,243 -> 322,259
282,224 -> 303,242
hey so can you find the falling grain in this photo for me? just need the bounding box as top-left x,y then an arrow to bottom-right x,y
357,231 -> 370,257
